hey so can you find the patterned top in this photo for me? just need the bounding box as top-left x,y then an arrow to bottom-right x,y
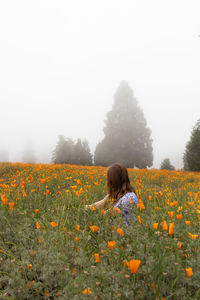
105,192 -> 139,222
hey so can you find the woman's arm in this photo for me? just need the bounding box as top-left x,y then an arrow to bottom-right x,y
86,197 -> 107,209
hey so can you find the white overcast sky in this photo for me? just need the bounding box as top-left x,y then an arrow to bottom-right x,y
0,0 -> 199,168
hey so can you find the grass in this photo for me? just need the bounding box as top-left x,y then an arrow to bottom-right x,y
0,163 -> 200,299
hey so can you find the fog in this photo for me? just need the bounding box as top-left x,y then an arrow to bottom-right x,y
0,0 -> 200,168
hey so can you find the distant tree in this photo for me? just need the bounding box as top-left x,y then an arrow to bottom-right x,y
160,158 -> 175,170
183,119 -> 200,171
94,81 -> 153,168
52,136 -> 92,165
52,135 -> 74,164
82,139 -> 93,165
22,145 -> 36,163
73,139 -> 92,165
73,138 -> 84,165
0,149 -> 9,162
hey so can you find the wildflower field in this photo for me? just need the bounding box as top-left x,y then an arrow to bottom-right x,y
0,163 -> 200,299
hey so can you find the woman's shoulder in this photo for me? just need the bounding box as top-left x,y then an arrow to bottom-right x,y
123,192 -> 138,200
115,192 -> 138,207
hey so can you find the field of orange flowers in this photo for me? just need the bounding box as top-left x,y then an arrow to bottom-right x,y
0,163 -> 200,299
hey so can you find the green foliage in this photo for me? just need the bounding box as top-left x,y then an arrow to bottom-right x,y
1,164 -> 200,298
1,164 -> 200,299
183,119 -> 200,171
160,158 -> 175,170
94,81 -> 153,168
52,136 -> 92,165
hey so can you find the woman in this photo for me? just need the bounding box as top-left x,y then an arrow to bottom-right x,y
86,163 -> 139,222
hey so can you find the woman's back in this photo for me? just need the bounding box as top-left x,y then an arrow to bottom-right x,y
114,192 -> 139,221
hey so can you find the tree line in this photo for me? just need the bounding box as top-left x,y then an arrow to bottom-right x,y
52,81 -> 200,171
1,81 -> 199,171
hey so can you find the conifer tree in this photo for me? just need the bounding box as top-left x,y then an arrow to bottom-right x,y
183,119 -> 200,171
94,81 -> 153,168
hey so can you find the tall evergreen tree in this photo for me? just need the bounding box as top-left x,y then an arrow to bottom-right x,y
94,81 -> 153,168
183,119 -> 200,171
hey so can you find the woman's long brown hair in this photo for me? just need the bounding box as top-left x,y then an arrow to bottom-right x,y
104,163 -> 137,208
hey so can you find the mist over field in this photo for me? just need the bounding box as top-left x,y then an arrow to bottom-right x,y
0,0 -> 200,169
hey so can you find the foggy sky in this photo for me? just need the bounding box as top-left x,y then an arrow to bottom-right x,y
0,0 -> 200,168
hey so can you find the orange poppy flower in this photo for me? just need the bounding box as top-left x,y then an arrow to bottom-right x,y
168,223 -> 174,235
127,259 -> 141,274
137,199 -> 145,210
114,207 -> 121,213
154,206 -> 160,211
1,195 -> 8,205
116,227 -> 124,236
162,220 -> 168,231
168,211 -> 174,218
90,225 -> 99,232
176,214 -> 183,220
50,222 -> 59,227
152,223 -> 158,230
36,222 -> 40,229
76,225 -> 80,231
108,241 -> 116,249
9,202 -> 15,212
82,288 -> 92,295
94,253 -> 100,263
177,241 -> 182,249
185,221 -> 191,225
137,216 -> 142,224
39,178 -> 46,184
27,264 -> 32,269
188,232 -> 198,239
185,267 -> 193,277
